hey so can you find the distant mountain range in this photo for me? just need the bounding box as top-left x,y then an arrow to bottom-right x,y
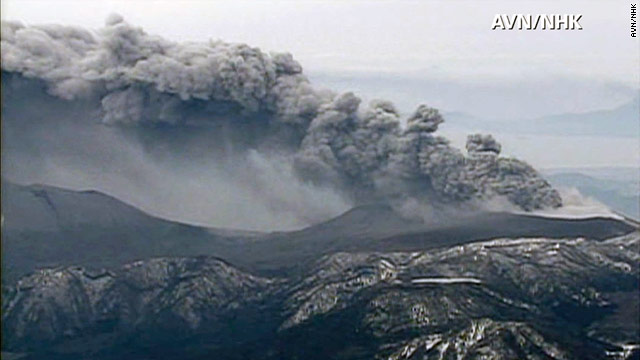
443,96 -> 638,138
543,167 -> 639,220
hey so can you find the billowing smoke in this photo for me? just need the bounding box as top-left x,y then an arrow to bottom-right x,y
1,15 -> 324,128
1,16 -> 561,229
522,187 -> 623,220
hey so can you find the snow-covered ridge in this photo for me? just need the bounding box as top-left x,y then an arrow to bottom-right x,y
410,277 -> 482,285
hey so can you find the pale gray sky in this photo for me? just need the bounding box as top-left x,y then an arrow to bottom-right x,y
2,0 -> 638,84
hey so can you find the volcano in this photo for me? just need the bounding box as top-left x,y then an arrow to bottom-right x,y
2,182 -> 638,359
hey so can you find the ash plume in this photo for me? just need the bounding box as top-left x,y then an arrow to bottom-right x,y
1,16 -> 561,229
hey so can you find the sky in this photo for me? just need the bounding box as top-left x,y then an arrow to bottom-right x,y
2,0 -> 638,168
2,0 -> 637,83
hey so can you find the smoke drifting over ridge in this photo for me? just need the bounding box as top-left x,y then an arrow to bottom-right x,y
1,16 -> 562,229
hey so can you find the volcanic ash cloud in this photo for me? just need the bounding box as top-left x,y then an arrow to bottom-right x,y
0,15 -> 562,223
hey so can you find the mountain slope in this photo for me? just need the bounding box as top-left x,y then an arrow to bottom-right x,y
247,204 -> 635,275
3,233 -> 638,359
2,182 -> 639,359
1,180 -> 260,283
2,181 -> 635,281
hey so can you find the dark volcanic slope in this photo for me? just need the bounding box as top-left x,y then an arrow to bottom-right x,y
0,180 -> 260,283
1,181 -> 636,280
246,204 -> 635,275
293,204 -> 633,241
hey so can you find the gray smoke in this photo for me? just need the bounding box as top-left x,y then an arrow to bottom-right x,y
1,16 -> 325,127
1,16 -> 561,228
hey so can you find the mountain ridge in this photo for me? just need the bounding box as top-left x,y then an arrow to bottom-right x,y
2,180 -> 635,282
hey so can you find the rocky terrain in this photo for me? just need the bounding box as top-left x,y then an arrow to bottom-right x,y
2,183 -> 639,359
